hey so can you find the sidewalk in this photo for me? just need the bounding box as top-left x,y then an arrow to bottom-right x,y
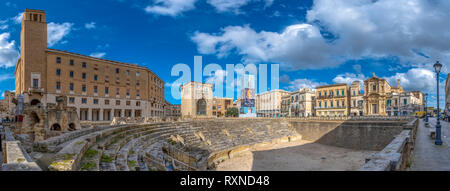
409,118 -> 450,171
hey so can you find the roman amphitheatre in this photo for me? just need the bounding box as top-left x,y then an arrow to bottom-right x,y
1,102 -> 417,171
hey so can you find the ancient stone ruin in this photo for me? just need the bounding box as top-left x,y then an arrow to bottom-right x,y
13,96 -> 81,142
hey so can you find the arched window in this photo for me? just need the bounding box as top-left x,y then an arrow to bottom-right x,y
196,99 -> 207,115
30,99 -> 41,106
51,124 -> 62,131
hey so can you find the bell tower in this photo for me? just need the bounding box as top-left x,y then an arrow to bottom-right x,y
16,9 -> 47,97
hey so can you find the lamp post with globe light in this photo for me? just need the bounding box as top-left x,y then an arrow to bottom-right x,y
433,61 -> 442,145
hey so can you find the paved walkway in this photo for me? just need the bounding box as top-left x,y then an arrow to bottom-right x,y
409,118 -> 450,171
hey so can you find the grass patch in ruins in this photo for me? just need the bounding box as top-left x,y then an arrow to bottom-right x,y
129,150 -> 135,155
100,155 -> 114,163
81,162 -> 96,170
128,160 -> 136,168
85,149 -> 99,158
63,154 -> 75,160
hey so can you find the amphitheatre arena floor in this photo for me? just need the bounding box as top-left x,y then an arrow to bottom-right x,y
215,140 -> 376,171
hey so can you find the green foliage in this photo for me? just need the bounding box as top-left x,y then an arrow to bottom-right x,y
226,107 -> 239,117
128,160 -> 137,168
81,162 -> 96,170
100,155 -> 114,163
84,149 -> 99,158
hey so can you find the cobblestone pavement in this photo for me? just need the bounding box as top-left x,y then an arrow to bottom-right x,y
409,118 -> 450,171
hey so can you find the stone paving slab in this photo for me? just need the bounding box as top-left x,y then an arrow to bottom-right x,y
409,118 -> 450,171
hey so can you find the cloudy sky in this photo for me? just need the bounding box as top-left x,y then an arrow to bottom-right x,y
0,0 -> 448,108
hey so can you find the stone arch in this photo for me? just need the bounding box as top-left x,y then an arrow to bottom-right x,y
30,99 -> 41,106
196,99 -> 207,116
51,123 -> 62,131
30,112 -> 40,124
68,123 -> 76,131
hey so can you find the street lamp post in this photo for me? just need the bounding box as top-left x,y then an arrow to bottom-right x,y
425,93 -> 428,122
434,61 -> 443,145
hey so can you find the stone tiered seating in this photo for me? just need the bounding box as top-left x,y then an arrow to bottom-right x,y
43,119 -> 301,171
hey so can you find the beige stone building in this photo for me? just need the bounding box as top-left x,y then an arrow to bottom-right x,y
14,9 -> 165,121
315,84 -> 350,117
289,88 -> 316,117
281,93 -> 291,117
180,81 -> 213,118
386,91 -> 424,116
1,91 -> 16,118
350,81 -> 364,116
256,89 -> 290,117
363,74 -> 394,116
212,97 -> 233,117
164,101 -> 181,117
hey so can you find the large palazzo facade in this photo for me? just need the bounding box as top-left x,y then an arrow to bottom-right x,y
14,9 -> 166,121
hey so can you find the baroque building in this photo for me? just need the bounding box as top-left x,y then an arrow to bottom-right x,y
315,84 -> 350,117
180,81 -> 213,118
363,74 -> 394,116
256,89 -> 290,117
14,9 -> 166,121
288,88 -> 316,117
446,74 -> 450,117
350,81 -> 364,116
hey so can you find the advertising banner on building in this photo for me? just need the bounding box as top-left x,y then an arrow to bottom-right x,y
241,88 -> 255,107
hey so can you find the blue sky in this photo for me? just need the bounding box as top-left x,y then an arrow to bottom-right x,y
0,0 -> 448,108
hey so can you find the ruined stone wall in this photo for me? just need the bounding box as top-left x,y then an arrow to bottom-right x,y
291,120 -> 407,151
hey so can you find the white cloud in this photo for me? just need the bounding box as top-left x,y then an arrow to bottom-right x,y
90,52 -> 106,58
285,78 -> 326,91
207,0 -> 275,13
47,22 -> 74,47
145,0 -> 198,17
0,73 -> 14,82
12,12 -> 23,24
85,22 -> 96,29
205,69 -> 227,84
332,73 -> 366,85
306,0 -> 450,67
193,0 -> 450,71
0,33 -> 19,68
384,68 -> 436,92
191,24 -> 335,70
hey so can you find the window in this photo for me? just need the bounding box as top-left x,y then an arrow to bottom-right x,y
93,99 -> 99,104
342,90 -> 345,96
116,68 -> 120,74
126,70 -> 130,75
331,101 -> 334,107
70,59 -> 74,66
69,97 -> 75,104
94,75 -> 98,81
319,92 -> 321,97
136,72 -> 139,77
56,69 -> 61,76
116,88 -> 120,96
336,90 -> 339,96
94,86 -> 98,93
126,101 -> 130,106
353,91 -> 355,96
325,102 -> 327,107
56,57 -> 61,64
126,89 -> 130,96
33,79 -> 39,88
70,71 -> 74,78
82,73 -> 86,79
342,101 -> 345,107
82,98 -> 87,104
56,82 -> 61,90
82,85 -> 86,92
116,100 -> 120,105
319,101 -> 322,107
105,87 -> 109,94
373,85 -> 376,91
136,101 -> 140,106
387,100 -> 391,106
105,76 -> 109,83
105,99 -> 110,105
136,89 -> 140,97
404,99 -> 407,105
136,81 -> 140,86
70,83 -> 74,91
82,62 -> 86,68
337,101 -> 340,107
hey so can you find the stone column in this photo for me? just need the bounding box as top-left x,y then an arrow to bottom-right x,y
88,108 -> 92,121
99,108 -> 104,121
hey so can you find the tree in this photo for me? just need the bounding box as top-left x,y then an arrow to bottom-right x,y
226,107 -> 239,117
